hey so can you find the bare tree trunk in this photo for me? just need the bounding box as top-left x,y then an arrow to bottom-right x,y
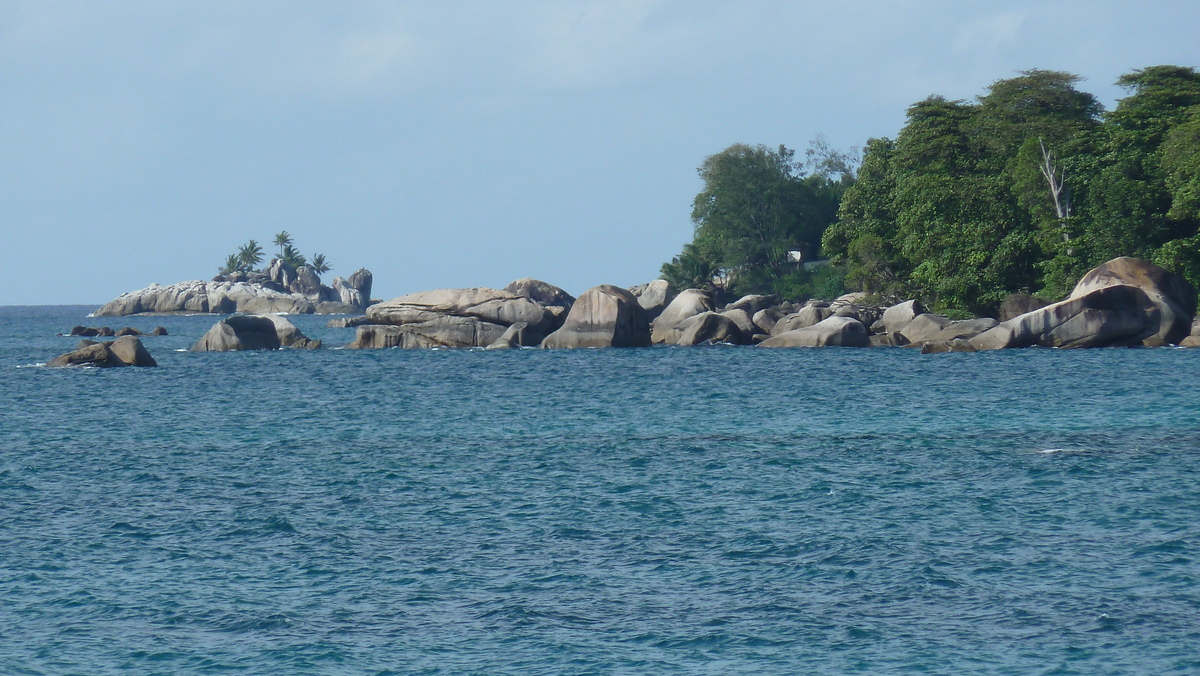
1039,138 -> 1074,256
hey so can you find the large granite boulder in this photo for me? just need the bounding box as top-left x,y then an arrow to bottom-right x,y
925,318 -> 999,343
650,289 -> 713,344
290,266 -> 323,298
723,294 -> 776,315
758,316 -> 871,348
190,314 -> 317,351
504,278 -> 575,308
1068,257 -> 1196,345
48,336 -> 157,368
671,312 -> 745,346
770,303 -> 833,336
629,279 -> 676,321
898,313 -> 953,344
541,285 -> 650,348
872,300 -> 924,334
348,316 -> 508,349
970,284 -> 1160,350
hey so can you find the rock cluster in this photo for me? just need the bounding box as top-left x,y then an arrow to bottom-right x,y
93,265 -> 374,316
191,315 -> 319,351
348,281 -> 576,349
48,336 -> 157,367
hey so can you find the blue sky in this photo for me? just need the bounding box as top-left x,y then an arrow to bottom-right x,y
2,1 -> 1198,304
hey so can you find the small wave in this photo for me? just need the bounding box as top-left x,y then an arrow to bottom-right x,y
15,362 -> 47,368
175,349 -> 187,352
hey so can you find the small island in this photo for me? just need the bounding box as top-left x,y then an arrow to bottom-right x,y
93,231 -> 373,317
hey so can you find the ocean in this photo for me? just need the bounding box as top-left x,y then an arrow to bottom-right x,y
2,305 -> 1199,674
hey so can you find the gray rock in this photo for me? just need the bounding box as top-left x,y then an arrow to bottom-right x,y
871,299 -> 924,334
970,284 -> 1159,350
366,287 -> 555,338
349,316 -> 508,349
94,280 -> 318,316
485,322 -> 529,350
770,304 -> 833,336
751,308 -> 784,334
290,266 -> 322,297
673,312 -> 745,346
347,268 -> 373,306
114,327 -> 142,337
314,301 -> 363,315
722,294 -> 775,315
1068,257 -> 1196,345
504,278 -> 575,308
651,289 -> 713,344
758,316 -> 871,348
926,318 -> 999,343
629,279 -> 676,321
49,336 -> 157,367
898,313 -> 953,344
541,285 -> 650,348
719,308 -> 756,337
190,314 -> 314,351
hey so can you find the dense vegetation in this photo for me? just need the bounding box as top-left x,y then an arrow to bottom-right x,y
664,65 -> 1200,315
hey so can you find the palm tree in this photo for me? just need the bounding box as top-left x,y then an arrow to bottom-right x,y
273,231 -> 293,258
220,253 -> 241,275
280,243 -> 306,268
237,240 -> 264,271
310,253 -> 331,275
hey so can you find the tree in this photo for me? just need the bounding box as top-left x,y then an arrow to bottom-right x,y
237,240 -> 264,271
309,253 -> 331,275
280,243 -> 306,269
665,143 -> 843,298
219,253 -> 241,275
274,231 -> 293,258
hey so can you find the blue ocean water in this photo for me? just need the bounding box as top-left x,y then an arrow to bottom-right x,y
2,305 -> 1200,675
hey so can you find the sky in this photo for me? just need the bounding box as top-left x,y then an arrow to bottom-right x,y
2,1 -> 1198,305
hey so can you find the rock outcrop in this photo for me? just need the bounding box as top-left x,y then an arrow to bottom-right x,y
970,284 -> 1160,350
1068,257 -> 1195,345
651,290 -> 714,344
969,258 -> 1195,350
504,278 -> 575,309
48,336 -> 157,367
541,285 -> 650,348
95,266 -> 374,316
629,280 -> 676,321
190,315 -> 318,351
347,316 -> 509,349
758,316 -> 871,348
362,287 -> 556,344
669,312 -> 744,346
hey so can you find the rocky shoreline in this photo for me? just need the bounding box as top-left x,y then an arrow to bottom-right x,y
54,256 -> 1200,366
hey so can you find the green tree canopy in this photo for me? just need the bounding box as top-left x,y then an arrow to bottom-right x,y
662,142 -> 844,298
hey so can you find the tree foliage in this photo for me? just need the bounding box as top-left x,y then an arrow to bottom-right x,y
661,142 -> 846,298
818,66 -> 1200,313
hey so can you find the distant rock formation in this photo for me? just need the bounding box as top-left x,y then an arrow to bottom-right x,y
93,264 -> 374,316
